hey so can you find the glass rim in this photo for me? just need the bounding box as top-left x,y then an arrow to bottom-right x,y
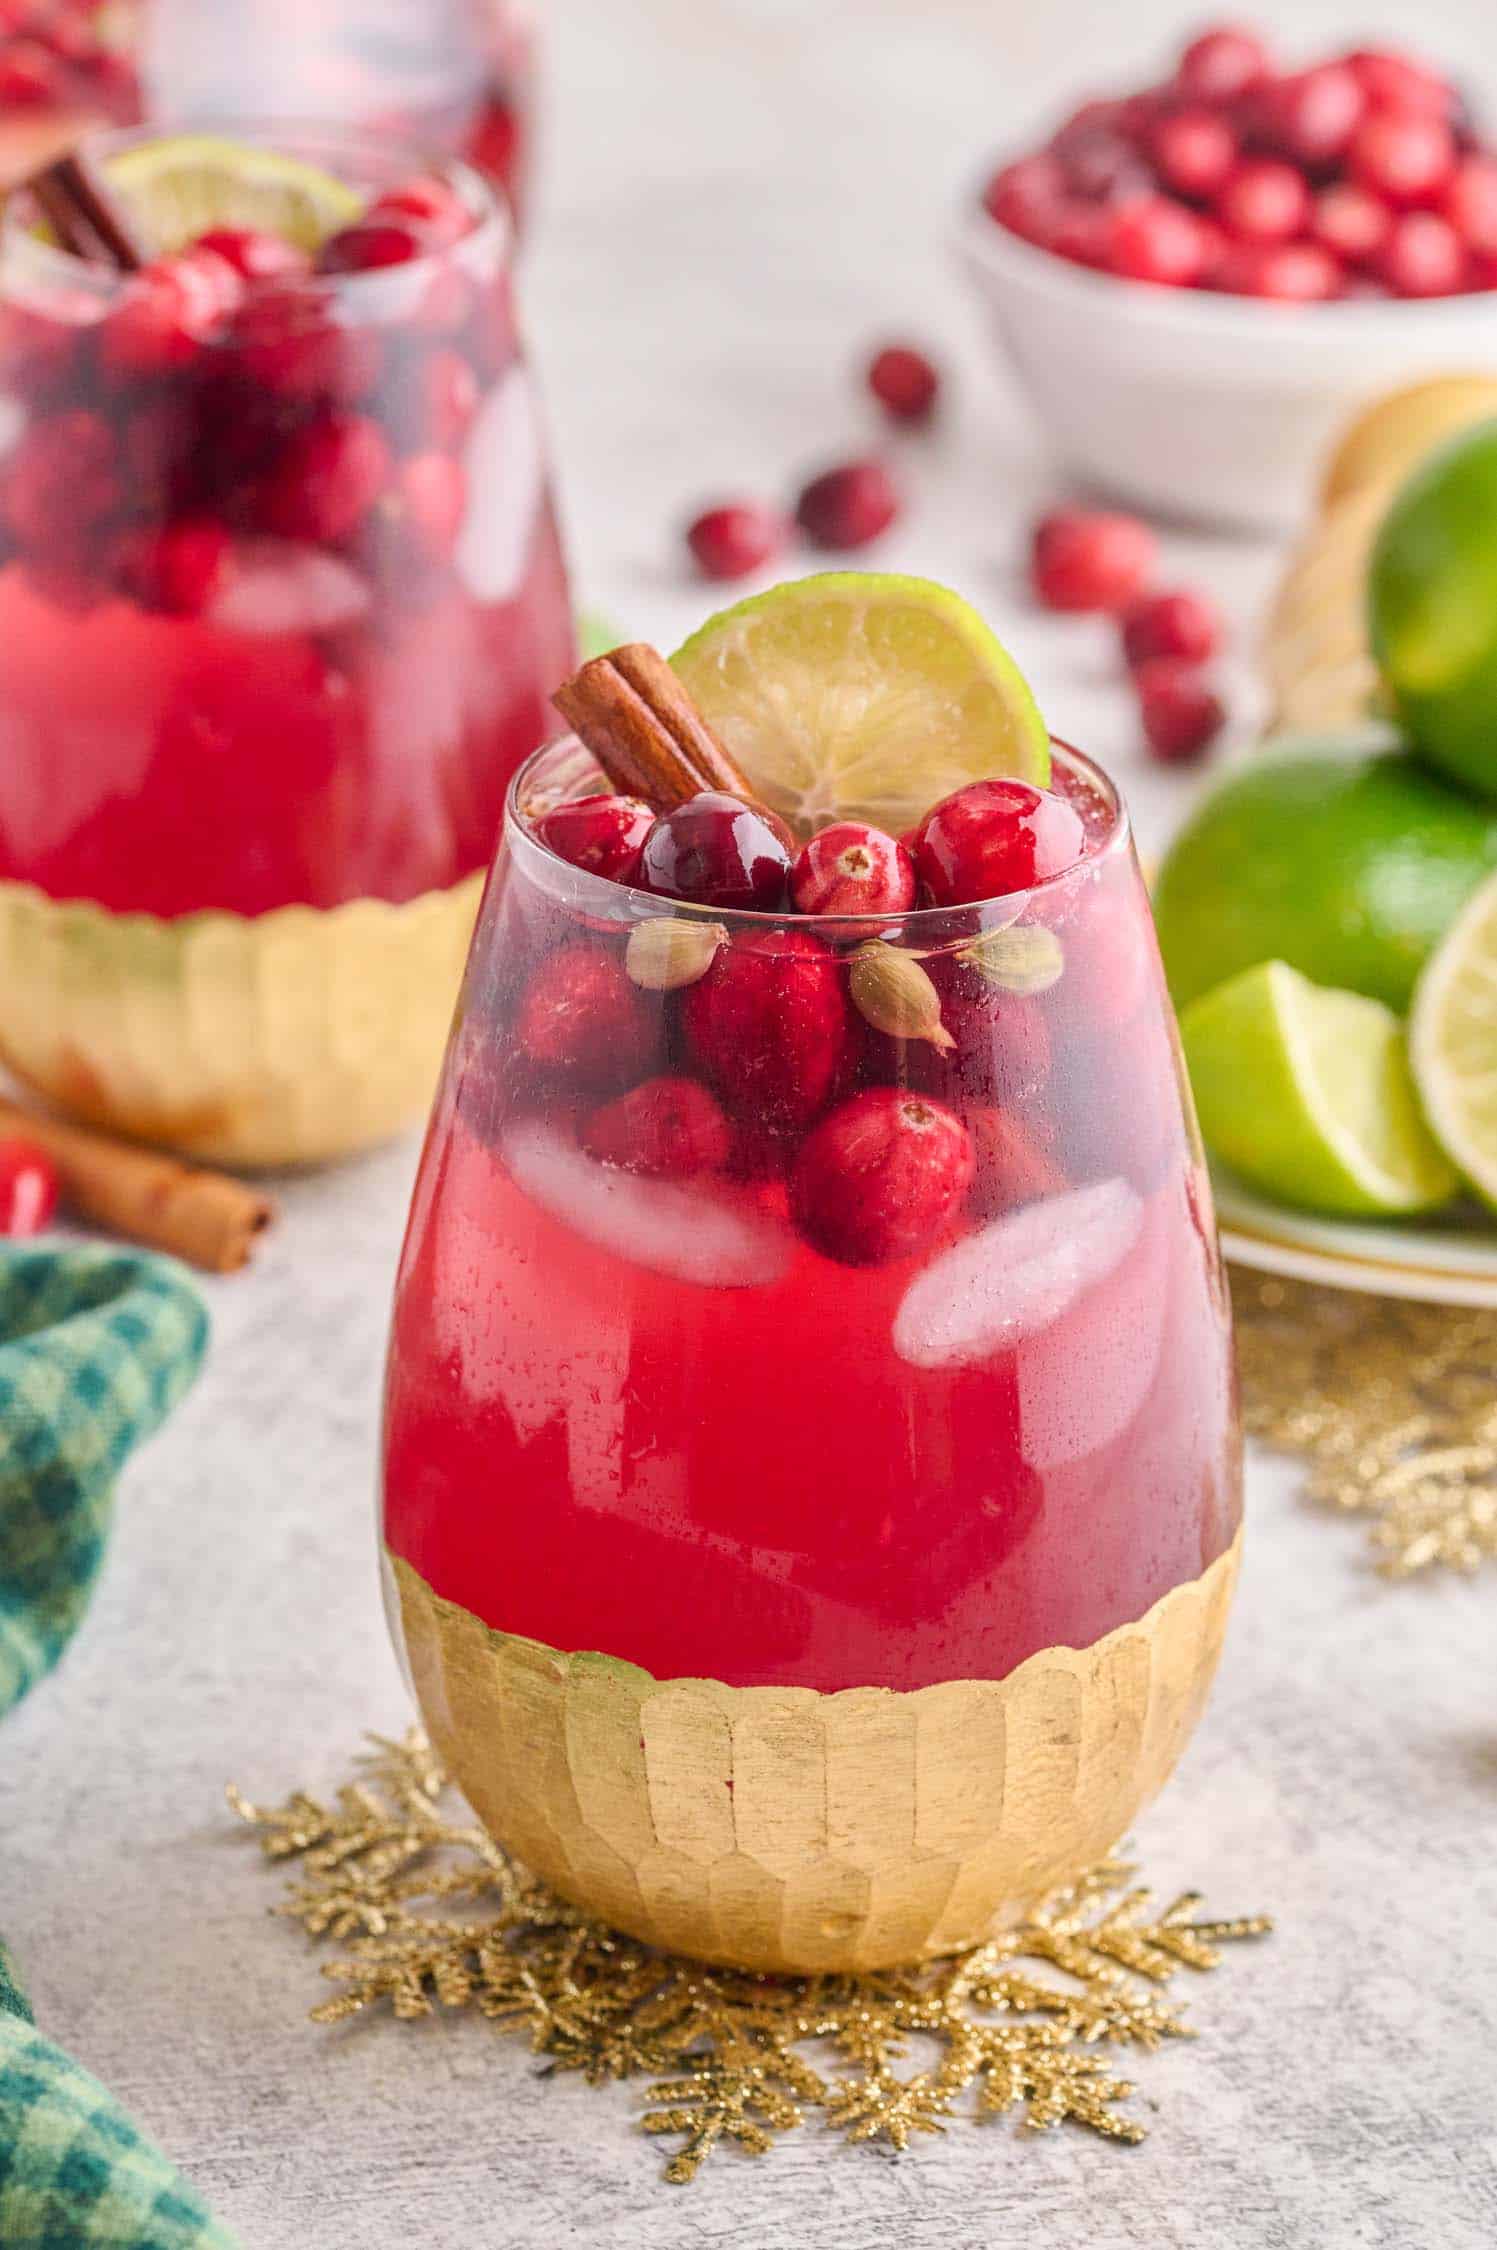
504,732 -> 1133,937
0,119 -> 511,299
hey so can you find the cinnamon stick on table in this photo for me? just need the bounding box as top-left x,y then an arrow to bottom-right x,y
0,1099 -> 272,1275
553,643 -> 776,816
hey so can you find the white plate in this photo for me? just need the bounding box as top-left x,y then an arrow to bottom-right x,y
1214,1171 -> 1497,1308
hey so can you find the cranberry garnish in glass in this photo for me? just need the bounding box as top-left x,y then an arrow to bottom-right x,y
380,665 -> 1242,1968
0,127 -> 573,919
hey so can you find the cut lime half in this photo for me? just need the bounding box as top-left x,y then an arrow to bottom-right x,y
1410,868 -> 1497,1210
104,135 -> 362,258
671,573 -> 1050,838
1181,959 -> 1457,1220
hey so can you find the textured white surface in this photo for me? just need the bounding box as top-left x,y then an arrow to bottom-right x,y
6,2 -> 1497,2243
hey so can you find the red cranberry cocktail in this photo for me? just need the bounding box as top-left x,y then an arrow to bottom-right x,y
0,131 -> 572,919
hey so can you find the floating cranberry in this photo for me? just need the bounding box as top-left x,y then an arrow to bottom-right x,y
1176,25 -> 1272,104
1136,659 -> 1225,762
1310,182 -> 1394,266
910,779 -> 1087,908
371,175 -> 475,246
1216,158 -> 1311,244
1377,210 -> 1467,297
866,342 -> 941,424
1259,64 -> 1365,169
100,250 -> 242,380
232,286 -> 380,403
194,227 -> 309,283
1107,196 -> 1208,286
1,409 -> 120,547
515,943 -> 648,1080
1211,240 -> 1343,300
1347,47 -> 1452,118
790,823 -> 916,918
965,1105 -> 1067,1221
0,40 -> 61,106
396,452 -> 467,561
422,348 -> 481,449
1150,108 -> 1238,200
537,793 -> 655,883
683,929 -> 851,1133
581,1076 -> 734,1180
115,517 -> 232,616
1349,110 -> 1456,207
791,1088 -> 973,1266
794,459 -> 900,550
0,1138 -> 59,1236
685,501 -> 785,582
253,412 -> 393,544
319,217 -> 434,275
640,791 -> 791,912
1121,587 -> 1222,669
1030,507 -> 1157,614
1443,155 -> 1497,258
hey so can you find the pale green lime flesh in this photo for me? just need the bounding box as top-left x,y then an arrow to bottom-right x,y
1410,868 -> 1497,1211
105,135 -> 362,257
672,573 -> 1050,838
1181,960 -> 1458,1219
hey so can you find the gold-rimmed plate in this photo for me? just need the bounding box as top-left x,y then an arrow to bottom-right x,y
1214,1170 -> 1497,1308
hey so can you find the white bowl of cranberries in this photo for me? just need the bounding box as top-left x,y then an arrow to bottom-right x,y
965,24 -> 1497,531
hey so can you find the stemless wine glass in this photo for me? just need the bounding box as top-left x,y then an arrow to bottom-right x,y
0,126 -> 573,1162
381,737 -> 1242,1974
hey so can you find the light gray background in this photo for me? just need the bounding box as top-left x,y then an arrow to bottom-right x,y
5,3 -> 1497,2244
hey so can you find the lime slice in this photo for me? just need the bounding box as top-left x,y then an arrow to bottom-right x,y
1181,960 -> 1458,1219
104,135 -> 362,258
1410,869 -> 1497,1209
671,573 -> 1049,837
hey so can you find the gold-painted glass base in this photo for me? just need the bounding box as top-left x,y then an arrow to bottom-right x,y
387,1535 -> 1242,1976
0,873 -> 482,1168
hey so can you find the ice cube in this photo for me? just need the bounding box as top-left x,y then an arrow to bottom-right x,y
1015,1191 -> 1170,1467
209,539 -> 371,637
502,1122 -> 794,1290
893,1177 -> 1144,1372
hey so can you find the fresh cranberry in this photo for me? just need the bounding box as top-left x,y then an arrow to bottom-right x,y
983,153 -> 1067,239
0,1138 -> 59,1236
515,943 -> 649,1080
537,793 -> 655,883
231,287 -> 380,403
1061,129 -> 1154,205
581,1076 -> 734,1180
1311,182 -> 1394,266
1347,48 -> 1452,118
318,217 -> 435,275
1442,155 -> 1497,258
1,408 -> 120,547
1212,240 -> 1344,300
685,501 -> 786,582
115,517 -> 231,616
683,929 -> 851,1133
1136,658 -> 1225,762
395,451 -> 467,561
370,174 -> 475,246
1215,158 -> 1311,244
1046,201 -> 1113,267
794,459 -> 900,550
1030,507 -> 1157,614
1121,587 -> 1222,669
1150,108 -> 1238,200
791,1089 -> 973,1266
193,227 -> 309,283
253,412 -> 393,544
1176,25 -> 1272,104
1259,64 -> 1365,170
1107,196 -> 1208,285
1376,210 -> 1468,297
640,791 -> 791,912
0,40 -> 61,105
866,342 -> 941,424
1050,99 -> 1134,160
965,1105 -> 1067,1220
911,779 -> 1087,908
422,348 -> 481,449
789,823 -> 916,917
100,250 -> 242,380
1349,111 -> 1456,207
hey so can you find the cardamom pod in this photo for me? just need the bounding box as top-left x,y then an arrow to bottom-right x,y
958,923 -> 1064,996
849,943 -> 954,1050
625,916 -> 727,991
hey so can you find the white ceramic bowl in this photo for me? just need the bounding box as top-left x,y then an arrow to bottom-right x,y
961,204 -> 1497,533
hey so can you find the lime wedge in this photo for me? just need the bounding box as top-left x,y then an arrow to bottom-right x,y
104,135 -> 362,258
671,573 -> 1049,837
1181,960 -> 1458,1218
1410,869 -> 1497,1209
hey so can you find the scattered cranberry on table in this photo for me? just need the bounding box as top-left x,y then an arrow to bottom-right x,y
982,23 -> 1496,300
1135,658 -> 1226,763
0,1137 -> 59,1237
1121,586 -> 1221,669
685,501 -> 786,582
794,459 -> 901,550
865,343 -> 941,424
1031,508 -> 1157,614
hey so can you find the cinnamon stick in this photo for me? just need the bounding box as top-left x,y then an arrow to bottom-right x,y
29,149 -> 145,271
552,643 -> 775,816
0,1099 -> 272,1274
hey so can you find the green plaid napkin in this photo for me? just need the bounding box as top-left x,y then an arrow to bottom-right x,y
0,1244 -> 237,2248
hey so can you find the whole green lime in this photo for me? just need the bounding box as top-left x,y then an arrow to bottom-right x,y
1369,418 -> 1497,797
1153,740 -> 1497,1015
